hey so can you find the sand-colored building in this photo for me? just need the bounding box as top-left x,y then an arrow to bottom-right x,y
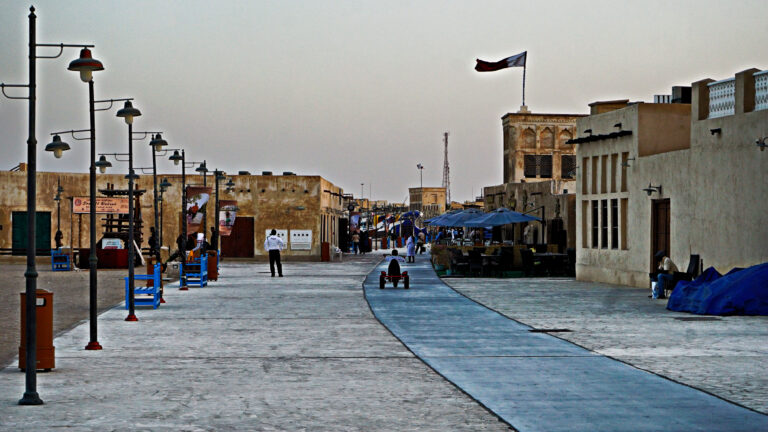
409,187 -> 446,219
0,169 -> 348,261
574,69 -> 768,287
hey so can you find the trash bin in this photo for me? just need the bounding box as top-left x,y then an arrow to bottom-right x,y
19,289 -> 54,371
321,242 -> 330,262
207,250 -> 218,281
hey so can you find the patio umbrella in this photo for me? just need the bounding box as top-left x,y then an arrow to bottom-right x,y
425,210 -> 460,225
430,208 -> 486,227
463,207 -> 540,227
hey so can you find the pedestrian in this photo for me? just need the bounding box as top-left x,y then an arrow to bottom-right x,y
264,229 -> 285,277
148,227 -> 160,262
654,250 -> 678,299
417,230 -> 426,254
406,234 -> 416,263
352,230 -> 360,254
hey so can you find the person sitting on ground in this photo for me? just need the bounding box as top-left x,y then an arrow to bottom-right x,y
386,249 -> 406,287
654,250 -> 678,299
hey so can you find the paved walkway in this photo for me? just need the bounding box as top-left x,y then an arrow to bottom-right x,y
0,257 -> 507,431
363,257 -> 768,432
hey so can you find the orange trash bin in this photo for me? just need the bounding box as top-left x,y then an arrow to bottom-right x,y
19,289 -> 55,371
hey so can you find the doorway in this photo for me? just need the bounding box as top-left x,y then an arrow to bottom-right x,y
12,211 -> 51,256
650,199 -> 671,271
220,216 -> 254,257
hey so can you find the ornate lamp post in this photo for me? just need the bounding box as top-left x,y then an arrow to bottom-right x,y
167,149 -> 203,290
0,6 -> 101,405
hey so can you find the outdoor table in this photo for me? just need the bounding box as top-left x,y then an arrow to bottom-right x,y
533,252 -> 568,276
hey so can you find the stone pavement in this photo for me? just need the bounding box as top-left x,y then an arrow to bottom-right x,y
446,277 -> 768,415
0,256 -> 508,431
364,258 -> 768,432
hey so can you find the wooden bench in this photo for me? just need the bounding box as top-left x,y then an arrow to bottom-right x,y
125,263 -> 162,309
50,249 -> 71,271
183,254 -> 208,288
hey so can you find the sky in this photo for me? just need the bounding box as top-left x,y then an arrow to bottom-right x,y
1,0 -> 766,204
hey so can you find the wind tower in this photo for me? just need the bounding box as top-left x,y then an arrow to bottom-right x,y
441,132 -> 451,206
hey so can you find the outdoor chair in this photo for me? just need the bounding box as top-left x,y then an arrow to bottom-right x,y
468,249 -> 484,276
449,248 -> 469,276
668,254 -> 701,296
521,248 -> 543,276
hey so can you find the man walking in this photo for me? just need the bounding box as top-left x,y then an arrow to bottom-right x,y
264,229 -> 285,277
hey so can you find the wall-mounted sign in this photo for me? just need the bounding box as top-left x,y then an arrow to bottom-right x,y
73,197 -> 129,214
290,230 -> 312,250
219,200 -> 238,236
265,229 -> 288,244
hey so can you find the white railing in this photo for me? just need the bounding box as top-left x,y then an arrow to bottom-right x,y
755,70 -> 768,111
708,78 -> 735,118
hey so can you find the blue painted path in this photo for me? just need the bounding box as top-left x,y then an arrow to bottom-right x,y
363,257 -> 768,432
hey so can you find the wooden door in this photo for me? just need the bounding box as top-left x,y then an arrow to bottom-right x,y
651,199 -> 670,271
12,211 -> 51,256
220,216 -> 254,257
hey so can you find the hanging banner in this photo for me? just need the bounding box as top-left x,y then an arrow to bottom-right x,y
350,212 -> 360,230
73,197 -> 129,214
219,200 -> 238,236
185,186 -> 211,233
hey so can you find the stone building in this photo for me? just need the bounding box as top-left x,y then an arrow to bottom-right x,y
574,68 -> 768,287
483,108 -> 584,249
409,187 -> 446,219
0,169 -> 348,261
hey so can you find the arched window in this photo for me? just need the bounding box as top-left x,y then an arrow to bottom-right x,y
522,128 -> 535,149
540,127 -> 554,149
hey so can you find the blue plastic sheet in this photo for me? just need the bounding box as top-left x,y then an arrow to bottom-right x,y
667,262 -> 768,315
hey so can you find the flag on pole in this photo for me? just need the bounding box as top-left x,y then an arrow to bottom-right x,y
474,51 -> 527,72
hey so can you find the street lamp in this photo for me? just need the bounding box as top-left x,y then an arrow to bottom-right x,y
167,149 -> 204,290
417,163 -> 424,223
130,131 -> 166,266
159,177 -> 172,250
53,180 -> 63,249
195,161 -> 209,236
0,6 -> 101,405
46,96 -> 134,352
116,100 -> 142,321
212,169 -> 226,255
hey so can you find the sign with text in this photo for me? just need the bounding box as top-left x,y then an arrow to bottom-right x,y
73,197 -> 129,214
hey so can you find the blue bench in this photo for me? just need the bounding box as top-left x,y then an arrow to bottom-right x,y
125,263 -> 162,309
183,254 -> 208,288
51,249 -> 71,271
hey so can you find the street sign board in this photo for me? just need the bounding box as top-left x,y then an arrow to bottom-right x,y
73,197 -> 129,214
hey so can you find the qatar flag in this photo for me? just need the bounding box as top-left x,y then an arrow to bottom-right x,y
475,51 -> 526,72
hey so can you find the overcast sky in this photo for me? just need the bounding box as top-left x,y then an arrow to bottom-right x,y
1,0 -> 766,203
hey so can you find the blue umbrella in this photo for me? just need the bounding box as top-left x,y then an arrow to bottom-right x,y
430,208 -> 486,227
425,210 -> 460,225
463,207 -> 540,227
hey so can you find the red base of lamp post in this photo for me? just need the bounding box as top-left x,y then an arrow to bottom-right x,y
160,297 -> 166,303
179,286 -> 188,291
125,314 -> 138,322
85,341 -> 103,350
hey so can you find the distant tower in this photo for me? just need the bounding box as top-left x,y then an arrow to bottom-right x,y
441,132 -> 451,206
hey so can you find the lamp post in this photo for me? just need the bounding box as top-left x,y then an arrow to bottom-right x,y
53,179 -> 63,249
129,131 -> 166,264
0,6 -> 103,405
195,161 -> 209,237
417,163 -> 424,226
168,149 -> 202,290
212,169 -> 226,254
116,100 -> 142,321
159,177 -> 172,251
47,98 -> 133,350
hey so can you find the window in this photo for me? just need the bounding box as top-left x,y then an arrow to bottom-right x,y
601,200 -> 608,248
620,198 -> 628,250
582,157 -> 589,193
621,152 -> 629,192
524,155 -> 553,178
561,155 -> 576,179
582,201 -> 589,248
611,154 -> 618,193
601,155 -> 608,193
591,200 -> 599,248
611,199 -> 618,249
591,156 -> 598,195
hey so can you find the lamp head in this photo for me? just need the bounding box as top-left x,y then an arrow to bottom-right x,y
45,134 -> 71,159
53,194 -> 61,202
225,178 -> 235,188
195,162 -> 208,173
169,150 -> 183,165
160,177 -> 172,189
150,133 -> 167,150
95,154 -> 112,173
67,48 -> 104,83
116,100 -> 141,125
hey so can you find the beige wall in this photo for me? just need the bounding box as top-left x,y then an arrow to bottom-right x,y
0,171 -> 346,260
576,68 -> 768,287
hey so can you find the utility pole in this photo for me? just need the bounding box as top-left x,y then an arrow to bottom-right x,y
442,132 -> 451,207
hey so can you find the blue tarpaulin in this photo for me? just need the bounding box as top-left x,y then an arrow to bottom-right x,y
667,262 -> 768,315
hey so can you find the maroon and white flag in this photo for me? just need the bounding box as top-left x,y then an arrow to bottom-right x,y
475,51 -> 527,72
